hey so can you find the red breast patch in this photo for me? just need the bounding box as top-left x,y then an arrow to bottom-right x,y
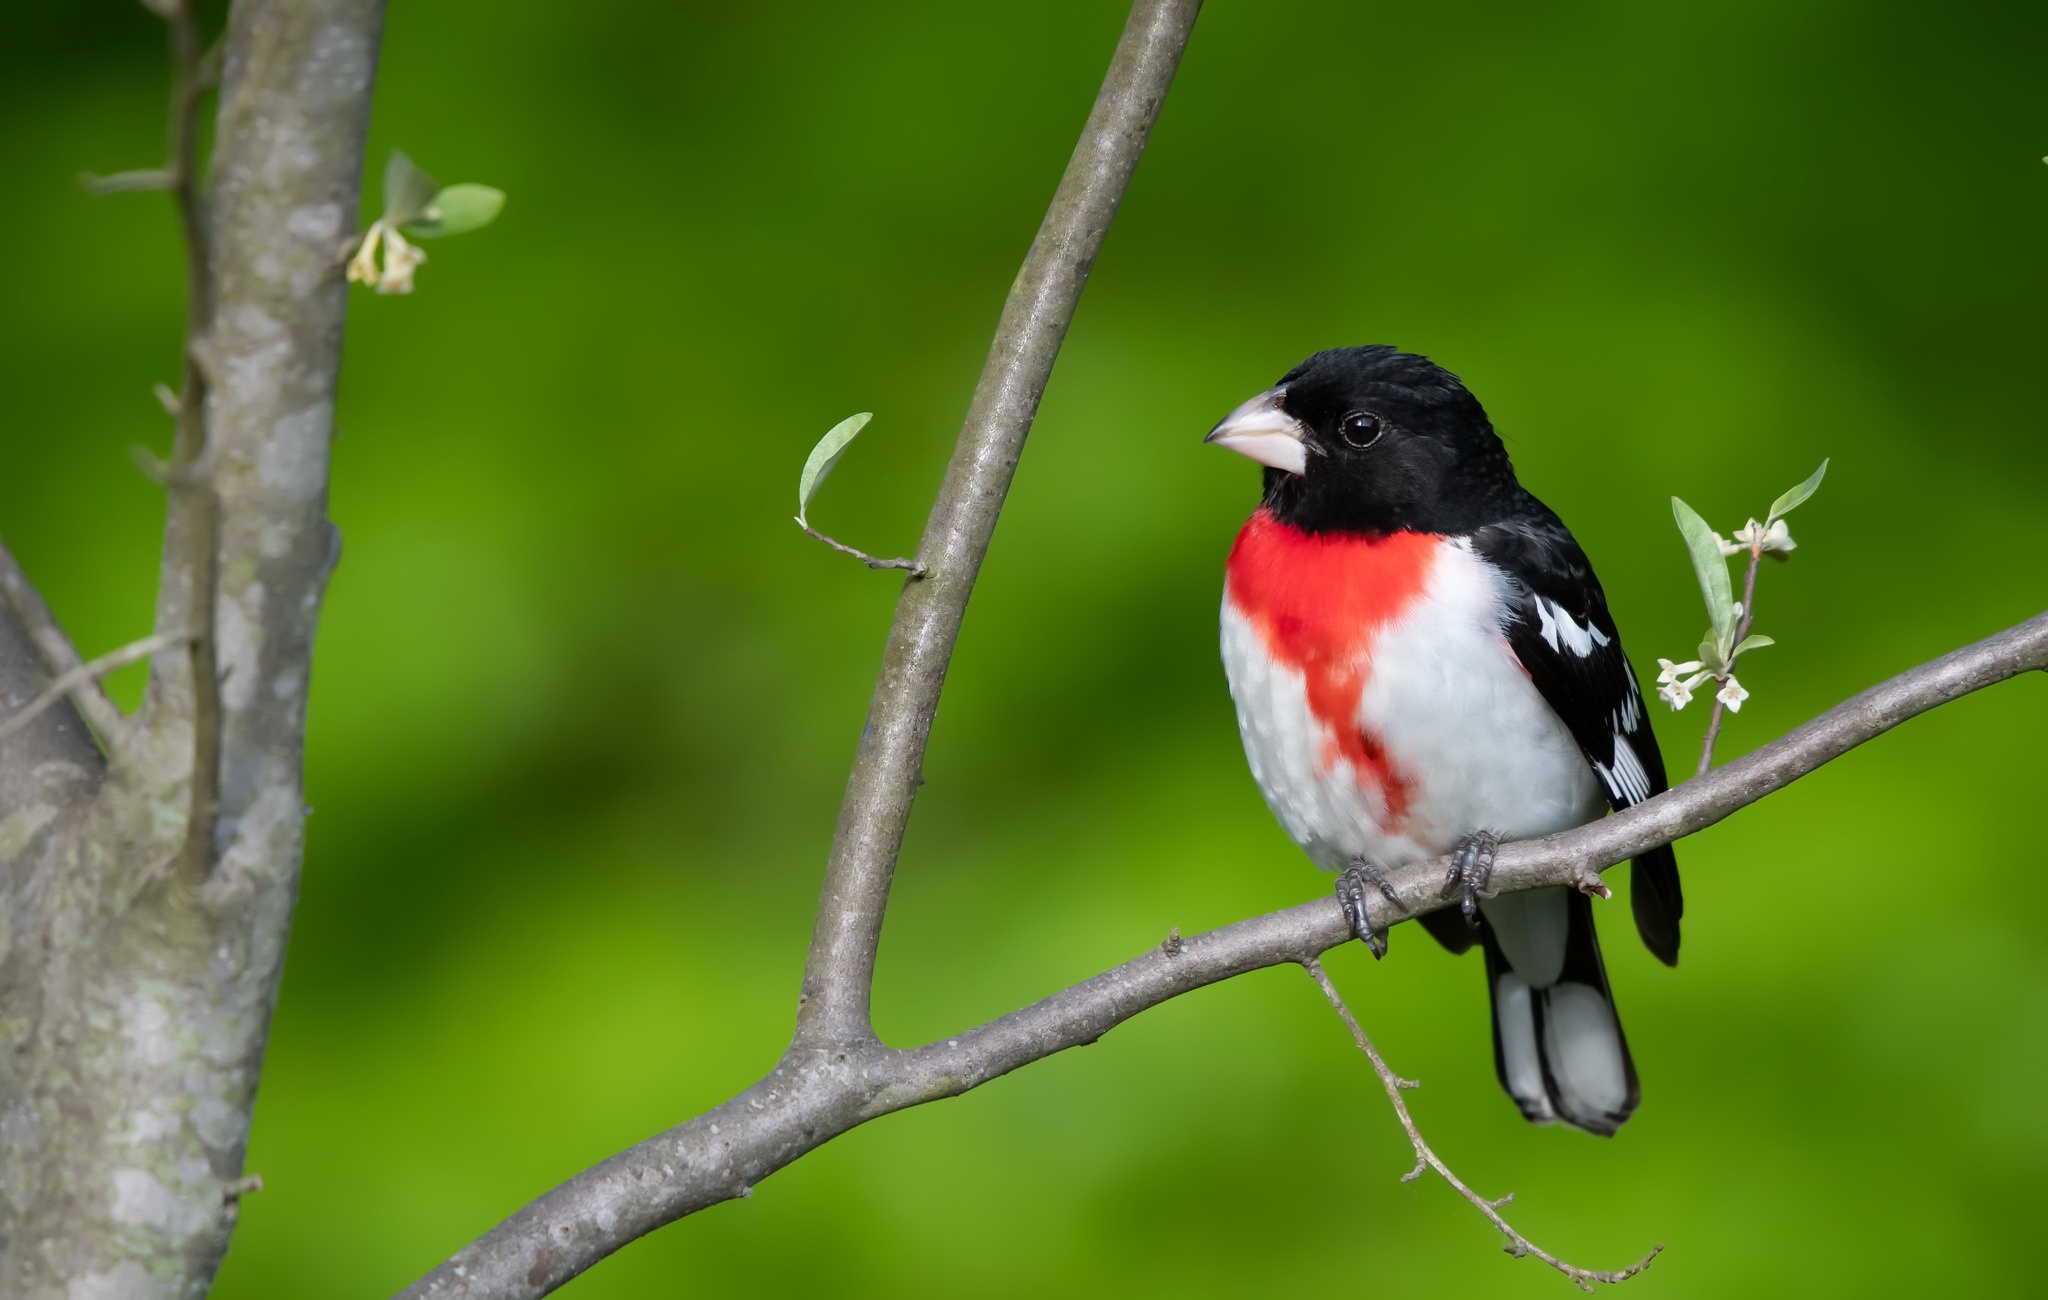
1226,509 -> 1440,822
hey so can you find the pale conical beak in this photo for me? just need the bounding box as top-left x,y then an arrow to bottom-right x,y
1204,388 -> 1307,475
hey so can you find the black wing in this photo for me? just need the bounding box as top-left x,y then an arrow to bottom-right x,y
1471,512 -> 1683,966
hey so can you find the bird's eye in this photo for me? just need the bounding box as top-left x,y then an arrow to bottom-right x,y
1339,411 -> 1382,448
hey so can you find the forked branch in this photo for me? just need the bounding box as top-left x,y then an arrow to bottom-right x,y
387,0 -> 2048,1284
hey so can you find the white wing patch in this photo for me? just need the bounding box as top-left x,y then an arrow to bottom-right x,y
1615,685 -> 1642,733
1533,596 -> 1611,658
1594,734 -> 1653,806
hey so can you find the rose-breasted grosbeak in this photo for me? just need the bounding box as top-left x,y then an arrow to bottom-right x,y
1207,346 -> 1682,1136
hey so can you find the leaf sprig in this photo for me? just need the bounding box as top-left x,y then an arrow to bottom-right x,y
790,413 -> 923,575
1660,459 -> 1826,723
346,150 -> 506,295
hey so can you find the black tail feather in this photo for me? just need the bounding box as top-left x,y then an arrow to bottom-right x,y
1417,904 -> 1479,955
1481,888 -> 1639,1136
1630,844 -> 1683,967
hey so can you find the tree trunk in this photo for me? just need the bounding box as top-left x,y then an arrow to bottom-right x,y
0,2 -> 385,1294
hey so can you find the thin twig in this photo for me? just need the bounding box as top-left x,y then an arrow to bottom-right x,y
150,0 -> 224,880
0,536 -> 129,745
1695,538 -> 1764,777
0,633 -> 190,747
163,0 -> 208,288
798,524 -> 925,576
1302,959 -> 1661,1291
80,168 -> 177,194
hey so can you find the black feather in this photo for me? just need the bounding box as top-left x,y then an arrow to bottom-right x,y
1630,843 -> 1683,967
1417,905 -> 1479,956
1473,510 -> 1685,964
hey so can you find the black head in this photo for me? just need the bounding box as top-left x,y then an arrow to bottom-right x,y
1205,346 -> 1525,535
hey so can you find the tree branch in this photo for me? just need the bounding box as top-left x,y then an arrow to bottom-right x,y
395,603 -> 2045,1297
0,535 -> 129,746
795,0 -> 1204,1050
388,0 -> 2044,1283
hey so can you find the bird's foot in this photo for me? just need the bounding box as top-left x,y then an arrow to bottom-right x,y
1439,830 -> 1500,928
1336,860 -> 1401,960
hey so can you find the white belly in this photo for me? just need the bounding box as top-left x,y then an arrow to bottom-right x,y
1221,538 -> 1602,873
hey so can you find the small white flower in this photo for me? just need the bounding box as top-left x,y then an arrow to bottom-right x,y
346,221 -> 385,287
375,227 -> 427,294
1715,532 -> 1742,558
1728,517 -> 1795,555
1657,670 -> 1709,710
345,220 -> 430,295
1655,658 -> 1701,687
1717,676 -> 1749,712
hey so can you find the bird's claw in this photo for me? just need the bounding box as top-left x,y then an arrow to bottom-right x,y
1336,861 -> 1399,959
1440,831 -> 1500,928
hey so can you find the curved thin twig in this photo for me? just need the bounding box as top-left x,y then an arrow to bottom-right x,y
798,523 -> 925,576
1303,959 -> 1663,1292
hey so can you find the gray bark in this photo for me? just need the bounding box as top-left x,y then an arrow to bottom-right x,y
3,0 -> 2036,1295
0,1 -> 385,1295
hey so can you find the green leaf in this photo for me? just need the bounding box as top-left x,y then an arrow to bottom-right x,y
1733,633 -> 1776,656
404,184 -> 506,239
1767,458 -> 1828,523
1672,496 -> 1737,656
382,150 -> 439,227
795,412 -> 873,528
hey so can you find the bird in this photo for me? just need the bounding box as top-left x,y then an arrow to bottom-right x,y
1206,345 -> 1681,1136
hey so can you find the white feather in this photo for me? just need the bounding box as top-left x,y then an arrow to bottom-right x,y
1478,888 -> 1568,987
1616,683 -> 1642,733
1492,973 -> 1555,1123
1532,596 -> 1607,658
1605,734 -> 1653,805
1542,982 -> 1632,1123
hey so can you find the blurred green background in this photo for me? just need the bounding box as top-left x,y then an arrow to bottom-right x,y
5,0 -> 2048,1295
